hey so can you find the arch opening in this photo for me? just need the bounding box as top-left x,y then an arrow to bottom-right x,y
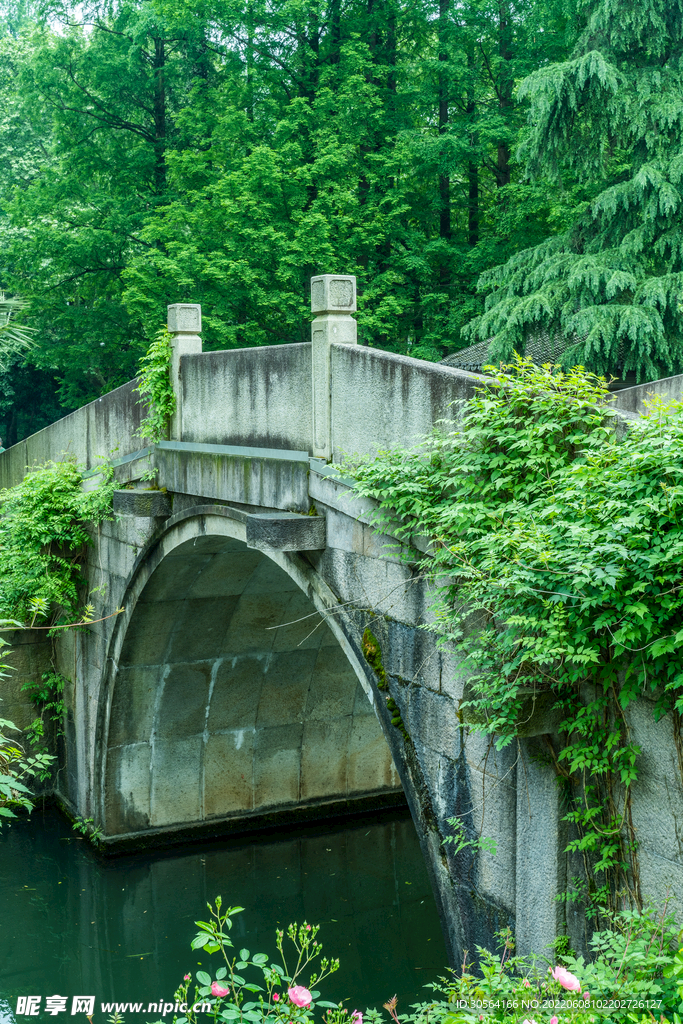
104,533 -> 401,838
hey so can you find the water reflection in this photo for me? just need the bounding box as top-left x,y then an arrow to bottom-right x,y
0,807 -> 447,1022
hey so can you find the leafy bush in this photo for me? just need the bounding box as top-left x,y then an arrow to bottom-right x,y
135,327 -> 175,443
156,901 -> 682,1024
348,359 -> 683,911
0,457 -> 114,625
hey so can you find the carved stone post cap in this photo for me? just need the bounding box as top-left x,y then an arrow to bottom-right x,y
167,303 -> 202,333
310,275 -> 356,314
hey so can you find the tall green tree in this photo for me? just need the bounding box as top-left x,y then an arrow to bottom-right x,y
1,0 -> 216,406
466,0 -> 683,380
396,0 -> 573,353
0,0 -> 575,437
125,0 -> 572,356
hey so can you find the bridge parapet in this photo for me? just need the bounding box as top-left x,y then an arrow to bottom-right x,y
0,378 -> 143,491
168,302 -> 203,439
6,279 -> 683,968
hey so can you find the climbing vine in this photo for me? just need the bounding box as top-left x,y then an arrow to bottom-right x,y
0,634 -> 55,824
349,358 -> 683,920
0,458 -> 115,626
135,326 -> 175,443
22,670 -> 67,748
0,458 -> 115,825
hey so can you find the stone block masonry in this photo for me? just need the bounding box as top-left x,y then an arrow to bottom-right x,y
0,283 -> 681,970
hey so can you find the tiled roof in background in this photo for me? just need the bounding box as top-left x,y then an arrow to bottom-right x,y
441,331 -> 567,374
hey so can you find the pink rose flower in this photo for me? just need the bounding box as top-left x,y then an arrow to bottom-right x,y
583,991 -> 590,1001
551,966 -> 581,992
351,1012 -> 362,1024
288,987 -> 312,1008
550,1017 -> 559,1024
522,1019 -> 536,1024
523,979 -> 531,988
184,975 -> 191,981
273,994 -> 280,1002
211,982 -> 229,998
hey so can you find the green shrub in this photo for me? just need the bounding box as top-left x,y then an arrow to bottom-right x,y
135,327 -> 175,443
0,457 -> 114,625
153,902 -> 682,1024
348,358 -> 683,915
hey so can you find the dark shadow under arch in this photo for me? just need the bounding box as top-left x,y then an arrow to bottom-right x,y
104,532 -> 401,839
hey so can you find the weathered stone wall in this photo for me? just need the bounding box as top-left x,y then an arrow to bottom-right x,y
624,698 -> 683,911
181,344 -> 312,452
611,373 -> 683,417
1,630 -> 53,732
0,379 -> 143,490
2,328 -> 683,972
330,345 -> 480,459
105,532 -> 400,841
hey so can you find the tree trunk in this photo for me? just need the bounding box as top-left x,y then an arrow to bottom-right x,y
468,159 -> 479,246
152,35 -> 166,194
438,0 -> 451,245
246,1 -> 255,121
467,44 -> 479,247
495,1 -> 512,188
386,4 -> 397,96
298,4 -> 320,100
329,0 -> 341,65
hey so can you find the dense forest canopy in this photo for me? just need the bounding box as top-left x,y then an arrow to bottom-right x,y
0,0 -> 681,442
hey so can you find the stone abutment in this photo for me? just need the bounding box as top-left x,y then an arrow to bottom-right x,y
2,277 -> 683,967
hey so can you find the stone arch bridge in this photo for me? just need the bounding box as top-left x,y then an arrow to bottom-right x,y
2,276 -> 683,963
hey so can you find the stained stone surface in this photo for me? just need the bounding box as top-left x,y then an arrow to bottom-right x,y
113,489 -> 172,517
105,536 -> 399,836
3,324 -> 683,970
310,274 -> 357,313
167,302 -> 202,333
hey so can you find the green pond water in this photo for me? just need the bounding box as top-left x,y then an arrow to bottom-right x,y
0,806 -> 448,1024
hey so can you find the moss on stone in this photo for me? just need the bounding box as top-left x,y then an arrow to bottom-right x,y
386,694 -> 409,742
361,628 -> 387,689
361,628 -> 409,740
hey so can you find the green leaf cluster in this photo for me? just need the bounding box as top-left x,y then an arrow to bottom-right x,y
349,359 -> 683,907
21,669 -> 67,748
0,458 -> 115,625
466,0 -> 683,381
176,898 -> 340,1024
135,326 -> 175,443
0,293 -> 35,368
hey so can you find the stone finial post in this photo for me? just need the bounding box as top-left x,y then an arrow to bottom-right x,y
311,275 -> 357,459
167,303 -> 202,440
